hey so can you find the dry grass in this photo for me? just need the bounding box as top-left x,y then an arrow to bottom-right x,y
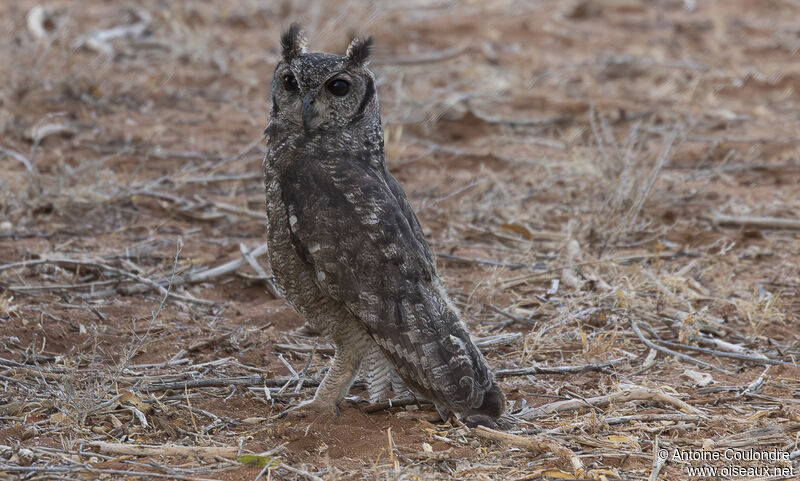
1,0 -> 800,480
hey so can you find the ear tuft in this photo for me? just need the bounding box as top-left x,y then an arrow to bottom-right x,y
346,36 -> 374,66
281,23 -> 307,61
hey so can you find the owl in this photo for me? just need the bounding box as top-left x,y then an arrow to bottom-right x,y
262,24 -> 505,427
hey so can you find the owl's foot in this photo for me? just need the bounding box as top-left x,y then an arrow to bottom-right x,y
278,399 -> 340,422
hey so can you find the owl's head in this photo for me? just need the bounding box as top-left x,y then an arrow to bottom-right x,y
267,24 -> 377,135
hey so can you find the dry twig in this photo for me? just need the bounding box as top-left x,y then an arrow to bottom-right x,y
86,441 -> 237,458
517,386 -> 705,420
712,214 -> 800,231
472,425 -> 584,474
630,319 -> 730,373
494,357 -> 628,378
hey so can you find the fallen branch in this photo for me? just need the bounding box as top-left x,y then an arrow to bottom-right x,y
238,242 -> 280,297
712,214 -> 800,231
631,320 -> 730,373
517,386 -> 705,420
26,121 -> 78,144
500,251 -> 699,289
695,335 -> 758,355
87,440 -> 236,458
210,199 -> 263,219
26,6 -> 56,39
486,304 -> 536,327
654,338 -> 794,366
435,253 -> 531,270
472,425 -> 584,474
648,436 -> 666,481
0,145 -> 37,174
184,243 -> 269,284
495,357 -> 628,378
0,465 -> 219,481
116,240 -> 182,376
738,366 -> 770,398
81,243 -> 270,301
543,413 -> 707,434
75,8 -> 151,57
275,462 -> 325,481
141,375 -> 321,393
180,173 -> 262,184
3,257 -> 213,305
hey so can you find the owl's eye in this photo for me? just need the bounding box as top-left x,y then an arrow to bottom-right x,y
326,78 -> 350,97
282,73 -> 299,92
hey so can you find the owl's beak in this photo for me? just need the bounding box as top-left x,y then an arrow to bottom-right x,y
301,92 -> 317,129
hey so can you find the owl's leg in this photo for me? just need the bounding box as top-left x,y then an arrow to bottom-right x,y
362,341 -> 396,402
281,317 -> 369,418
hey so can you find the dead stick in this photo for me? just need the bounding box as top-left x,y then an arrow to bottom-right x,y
655,339 -> 794,366
276,463 -> 325,481
85,243 -> 269,300
185,243 -> 269,284
472,425 -> 584,474
87,440 -> 236,458
712,214 -> 800,230
517,387 -> 705,420
648,436 -> 666,481
211,200 -> 263,219
0,465 -> 219,481
486,304 -> 536,326
495,358 -> 628,378
1,257 -> 211,305
238,242 -> 280,297
89,261 -> 209,305
543,413 -> 706,435
141,376 -> 321,392
435,253 -> 531,270
0,145 -> 37,174
631,320 -> 730,373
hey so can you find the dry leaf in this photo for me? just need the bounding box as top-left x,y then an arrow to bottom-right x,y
682,369 -> 714,387
606,434 -> 633,444
589,468 -> 621,479
119,389 -> 151,413
542,469 -> 577,479
499,222 -> 534,240
49,412 -> 75,425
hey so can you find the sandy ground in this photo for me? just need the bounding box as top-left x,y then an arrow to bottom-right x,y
1,0 -> 799,480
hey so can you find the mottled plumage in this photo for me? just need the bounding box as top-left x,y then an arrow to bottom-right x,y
263,24 -> 505,426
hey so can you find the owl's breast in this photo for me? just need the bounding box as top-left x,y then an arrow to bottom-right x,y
263,171 -> 295,292
263,156 -> 334,331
